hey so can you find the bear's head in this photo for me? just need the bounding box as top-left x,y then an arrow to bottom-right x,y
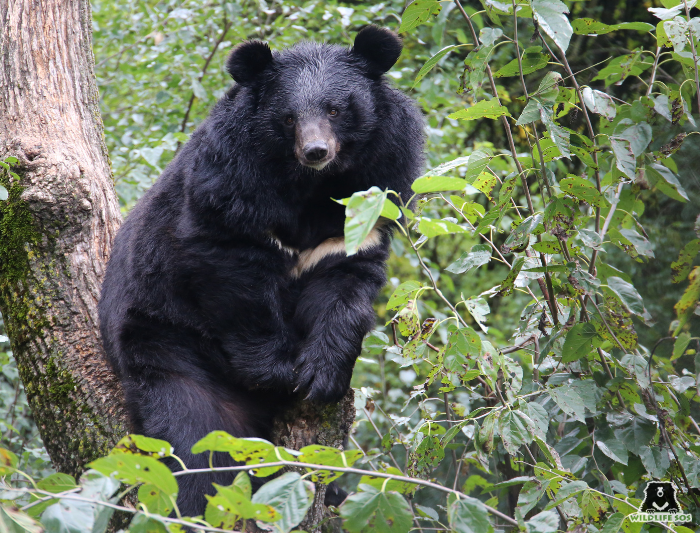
225,26 -> 405,173
641,481 -> 681,513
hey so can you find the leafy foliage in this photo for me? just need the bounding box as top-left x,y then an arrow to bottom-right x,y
2,0 -> 700,531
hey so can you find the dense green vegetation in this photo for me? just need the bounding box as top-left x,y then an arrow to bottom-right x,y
1,0 -> 700,531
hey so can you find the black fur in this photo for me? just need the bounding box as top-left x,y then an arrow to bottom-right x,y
98,26 -> 424,517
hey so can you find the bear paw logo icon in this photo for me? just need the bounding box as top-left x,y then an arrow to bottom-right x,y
641,482 -> 681,514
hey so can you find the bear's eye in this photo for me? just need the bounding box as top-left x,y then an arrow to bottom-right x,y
329,108 -> 339,117
284,115 -> 294,126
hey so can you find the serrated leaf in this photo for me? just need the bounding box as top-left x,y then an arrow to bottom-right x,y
340,485 -> 412,533
493,49 -> 549,78
607,276 -> 652,323
449,99 -> 511,121
447,493 -> 491,533
344,187 -> 388,255
400,0 -> 442,33
252,472 -> 314,533
412,175 -> 468,194
414,45 -> 459,87
639,446 -> 670,478
580,489 -> 609,522
498,257 -> 525,296
600,512 -> 625,533
446,244 -> 491,274
387,281 -> 425,310
561,323 -> 599,362
499,411 -> 534,455
531,0 -> 572,52
647,163 -> 689,202
549,384 -> 586,422
417,217 -> 469,237
138,484 -> 173,516
559,176 -> 606,207
88,454 -> 177,498
582,87 -> 616,121
472,172 -> 498,200
359,468 -> 415,495
597,439 -> 628,465
674,267 -> 700,333
573,18 -> 654,35
525,509 -> 559,533
671,239 -> 700,283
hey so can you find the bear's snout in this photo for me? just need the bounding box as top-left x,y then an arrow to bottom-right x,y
303,140 -> 329,162
295,118 -> 337,170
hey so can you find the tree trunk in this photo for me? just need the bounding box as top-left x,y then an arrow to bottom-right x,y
0,2 -> 354,528
0,0 -> 127,475
271,389 -> 355,533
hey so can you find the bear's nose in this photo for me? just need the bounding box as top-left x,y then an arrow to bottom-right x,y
303,141 -> 329,162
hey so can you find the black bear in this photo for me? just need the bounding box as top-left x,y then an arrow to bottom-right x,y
98,26 -> 424,516
641,481 -> 681,513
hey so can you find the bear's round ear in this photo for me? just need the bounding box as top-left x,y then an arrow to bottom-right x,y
352,25 -> 403,77
226,40 -> 273,84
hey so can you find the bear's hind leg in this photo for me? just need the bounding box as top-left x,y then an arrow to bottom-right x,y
124,373 -> 279,518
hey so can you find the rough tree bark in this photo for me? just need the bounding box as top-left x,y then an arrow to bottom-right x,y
0,1 -> 352,529
0,0 -> 127,474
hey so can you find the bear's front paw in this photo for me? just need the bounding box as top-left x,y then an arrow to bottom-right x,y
293,352 -> 350,404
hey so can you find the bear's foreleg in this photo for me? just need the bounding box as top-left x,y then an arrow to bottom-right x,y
291,244 -> 388,403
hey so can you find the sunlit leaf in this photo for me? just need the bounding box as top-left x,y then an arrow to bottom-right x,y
400,0 -> 442,33
448,99 -> 511,121
531,0 -> 573,52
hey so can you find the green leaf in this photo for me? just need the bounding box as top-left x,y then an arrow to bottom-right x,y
525,509 -> 559,533
41,472 -> 120,533
358,467 -> 416,495
387,281 -> 425,310
593,53 -> 651,86
400,0 -> 442,33
502,214 -> 542,253
340,485 -> 413,533
447,493 -> 491,533
411,175 -> 468,194
0,507 -> 41,533
38,473 -> 78,494
465,297 -> 490,333
674,267 -> 700,333
572,18 -> 654,35
560,176 -> 606,207
582,87 -> 616,121
344,187 -> 388,255
672,332 -> 692,360
597,439 -> 628,465
671,239 -> 700,283
639,445 -> 670,478
580,489 -> 609,522
417,217 -> 469,238
297,445 -> 362,483
0,448 -> 17,475
464,150 -> 492,180
498,411 -> 534,455
493,49 -> 549,78
424,156 -> 471,177
88,453 -> 178,499
531,0 -> 573,52
472,172 -> 498,200
498,257 -> 525,296
252,472 -> 314,533
448,99 -> 511,121
614,418 -> 657,456
561,323 -> 599,363
600,512 -> 625,533
445,244 -> 491,274
549,383 -> 586,422
647,163 -> 689,202
414,45 -> 459,87
114,434 -> 173,458
607,276 -> 652,323
138,484 -> 173,516
206,483 -> 280,528
518,479 -> 550,515
127,514 -> 168,533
